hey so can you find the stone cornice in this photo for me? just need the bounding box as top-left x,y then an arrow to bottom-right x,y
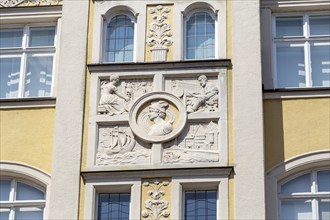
88,59 -> 232,72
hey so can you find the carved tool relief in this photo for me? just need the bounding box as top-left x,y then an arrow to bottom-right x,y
142,178 -> 170,220
96,125 -> 151,165
163,121 -> 219,164
98,74 -> 153,115
169,75 -> 219,113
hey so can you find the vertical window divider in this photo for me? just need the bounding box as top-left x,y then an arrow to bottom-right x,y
305,41 -> 312,87
271,15 -> 278,88
304,15 -> 312,87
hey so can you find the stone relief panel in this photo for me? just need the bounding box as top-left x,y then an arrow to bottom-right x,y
96,125 -> 151,165
163,121 -> 219,164
0,0 -> 62,7
141,178 -> 171,220
165,75 -> 219,113
98,73 -> 153,115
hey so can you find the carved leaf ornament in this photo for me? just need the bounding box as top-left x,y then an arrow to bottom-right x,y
142,179 -> 170,220
147,5 -> 173,49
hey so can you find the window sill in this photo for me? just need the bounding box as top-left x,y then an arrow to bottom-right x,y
0,97 -> 56,109
263,87 -> 330,99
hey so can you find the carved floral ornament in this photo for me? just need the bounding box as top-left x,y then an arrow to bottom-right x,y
142,178 -> 170,220
147,5 -> 173,49
0,0 -> 62,7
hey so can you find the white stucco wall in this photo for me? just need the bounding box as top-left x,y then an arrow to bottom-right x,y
232,1 -> 266,219
48,0 -> 89,219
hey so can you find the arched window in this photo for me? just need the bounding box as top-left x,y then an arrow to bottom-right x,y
278,169 -> 330,220
104,15 -> 135,62
185,11 -> 215,60
0,179 -> 45,220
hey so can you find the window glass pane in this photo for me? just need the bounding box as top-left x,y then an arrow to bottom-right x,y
0,57 -> 20,99
280,199 -> 312,220
184,190 -> 217,220
16,182 -> 44,200
310,15 -> 330,36
281,173 -> 311,193
185,12 -> 215,60
0,180 -> 11,201
0,208 -> 10,220
98,193 -> 130,220
317,170 -> 330,192
105,15 -> 134,62
98,194 -> 109,220
276,44 -> 306,88
15,207 -> 44,220
319,199 -> 330,220
29,27 -> 55,47
0,28 -> 23,48
24,55 -> 53,98
276,17 -> 303,37
311,44 -> 330,87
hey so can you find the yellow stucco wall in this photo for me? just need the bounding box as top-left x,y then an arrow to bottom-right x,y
264,97 -> 330,171
0,108 -> 55,173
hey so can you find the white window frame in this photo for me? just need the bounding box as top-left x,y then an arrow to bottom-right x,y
266,150 -> 330,219
102,12 -> 137,63
0,23 -> 58,99
171,176 -> 228,220
0,178 -> 46,220
84,178 -> 141,220
271,12 -> 330,89
0,161 -> 51,220
278,168 -> 330,220
183,8 -> 218,61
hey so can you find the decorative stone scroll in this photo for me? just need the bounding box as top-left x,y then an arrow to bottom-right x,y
163,121 -> 219,164
142,178 -> 170,220
96,125 -> 151,165
0,0 -> 62,7
170,75 -> 219,113
129,92 -> 187,143
98,74 -> 153,115
147,5 -> 173,61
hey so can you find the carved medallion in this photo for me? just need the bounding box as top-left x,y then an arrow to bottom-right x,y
129,92 -> 187,143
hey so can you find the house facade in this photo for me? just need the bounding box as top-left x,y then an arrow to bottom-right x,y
0,0 -> 329,220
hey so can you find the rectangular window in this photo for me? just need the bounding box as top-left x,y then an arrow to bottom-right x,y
273,14 -> 330,88
0,25 -> 56,99
184,190 -> 217,220
97,193 -> 130,220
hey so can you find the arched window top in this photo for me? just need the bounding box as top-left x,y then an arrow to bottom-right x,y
103,14 -> 135,63
0,178 -> 46,220
279,169 -> 330,194
184,11 -> 215,60
183,2 -> 218,19
103,5 -> 137,23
